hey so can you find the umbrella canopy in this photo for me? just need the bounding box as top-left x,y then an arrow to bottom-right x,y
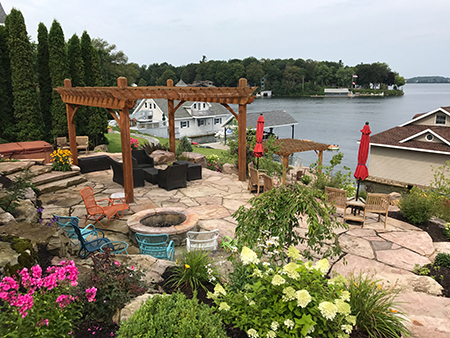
253,114 -> 265,158
354,122 -> 371,180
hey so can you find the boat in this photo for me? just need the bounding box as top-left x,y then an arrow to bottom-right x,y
327,144 -> 340,151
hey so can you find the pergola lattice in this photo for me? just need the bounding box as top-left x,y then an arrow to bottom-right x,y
55,77 -> 257,202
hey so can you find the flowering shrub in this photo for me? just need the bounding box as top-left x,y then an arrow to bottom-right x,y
206,154 -> 223,172
399,187 -> 434,224
130,137 -> 139,150
76,250 -> 147,325
0,261 -> 95,337
211,246 -> 355,338
50,148 -> 72,171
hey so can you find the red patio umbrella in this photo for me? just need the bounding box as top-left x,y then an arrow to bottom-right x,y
253,114 -> 265,169
354,122 -> 371,201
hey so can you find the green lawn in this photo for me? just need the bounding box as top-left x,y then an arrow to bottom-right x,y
105,132 -> 226,158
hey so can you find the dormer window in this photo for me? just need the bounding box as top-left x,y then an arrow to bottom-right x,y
436,114 -> 446,125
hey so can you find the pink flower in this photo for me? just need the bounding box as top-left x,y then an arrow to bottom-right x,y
129,265 -> 135,271
36,317 -> 49,327
86,287 -> 97,302
114,261 -> 120,267
56,294 -> 75,308
31,265 -> 42,279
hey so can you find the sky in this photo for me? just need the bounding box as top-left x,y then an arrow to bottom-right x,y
3,0 -> 450,79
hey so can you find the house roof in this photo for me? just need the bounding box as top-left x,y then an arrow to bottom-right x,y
223,110 -> 298,129
153,98 -> 230,119
265,138 -> 331,157
0,2 -> 6,25
399,106 -> 450,127
370,124 -> 450,154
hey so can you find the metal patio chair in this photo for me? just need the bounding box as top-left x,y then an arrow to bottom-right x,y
186,229 -> 220,252
135,233 -> 175,261
53,214 -> 96,246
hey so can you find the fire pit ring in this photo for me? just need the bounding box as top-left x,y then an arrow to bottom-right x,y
127,207 -> 199,246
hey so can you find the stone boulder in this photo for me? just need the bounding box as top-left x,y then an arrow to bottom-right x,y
389,192 -> 402,206
150,150 -> 176,165
11,199 -> 39,223
181,152 -> 207,168
46,229 -> 73,257
222,163 -> 238,176
93,144 -> 108,152
116,293 -> 158,324
0,208 -> 16,226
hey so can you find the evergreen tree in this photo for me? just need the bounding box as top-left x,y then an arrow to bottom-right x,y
48,19 -> 68,138
67,33 -> 88,135
5,9 -> 43,141
81,31 -> 108,147
37,22 -> 53,142
0,25 -> 15,143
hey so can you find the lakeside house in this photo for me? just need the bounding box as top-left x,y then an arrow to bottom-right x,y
0,2 -> 6,26
367,107 -> 450,188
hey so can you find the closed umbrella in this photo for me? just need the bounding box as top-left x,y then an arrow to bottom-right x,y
253,114 -> 265,169
354,122 -> 371,201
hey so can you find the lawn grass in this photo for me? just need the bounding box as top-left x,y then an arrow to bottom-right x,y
105,131 -> 227,158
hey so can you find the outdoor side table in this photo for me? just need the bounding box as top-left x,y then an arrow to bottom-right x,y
109,192 -> 128,205
343,199 -> 365,223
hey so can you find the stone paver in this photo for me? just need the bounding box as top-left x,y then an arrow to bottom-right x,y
379,231 -> 435,256
376,248 -> 432,272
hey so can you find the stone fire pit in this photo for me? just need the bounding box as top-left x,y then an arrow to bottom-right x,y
127,208 -> 199,246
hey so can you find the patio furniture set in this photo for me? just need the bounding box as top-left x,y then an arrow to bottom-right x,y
55,136 -> 89,155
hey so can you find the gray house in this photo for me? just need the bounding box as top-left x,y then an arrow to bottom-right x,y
368,107 -> 450,188
0,2 -> 6,26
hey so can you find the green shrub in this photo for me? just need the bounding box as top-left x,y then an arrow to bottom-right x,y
213,246 -> 354,338
206,154 -> 223,172
398,187 -> 434,224
166,250 -> 220,292
176,136 -> 193,157
77,250 -> 148,325
345,272 -> 410,338
118,292 -> 227,338
435,253 -> 450,268
139,140 -> 169,154
443,223 -> 450,240
0,173 -> 35,213
301,174 -> 312,185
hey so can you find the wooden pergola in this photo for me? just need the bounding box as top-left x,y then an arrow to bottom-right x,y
55,77 -> 256,202
266,138 -> 331,183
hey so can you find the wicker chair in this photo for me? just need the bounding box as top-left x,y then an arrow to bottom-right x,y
186,229 -> 220,252
325,186 -> 347,218
248,164 -> 266,195
363,193 -> 390,228
262,174 -> 274,193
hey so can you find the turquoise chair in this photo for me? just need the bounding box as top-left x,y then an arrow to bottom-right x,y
135,233 -> 175,261
71,218 -> 112,259
100,241 -> 129,255
53,215 -> 95,246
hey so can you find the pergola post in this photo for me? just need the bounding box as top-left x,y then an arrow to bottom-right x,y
117,77 -> 134,203
64,79 -> 79,165
238,78 -> 248,182
167,79 -> 176,154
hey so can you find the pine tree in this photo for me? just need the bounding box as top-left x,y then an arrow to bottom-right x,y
81,31 -> 108,147
0,25 -> 15,142
5,8 -> 43,141
67,33 -> 88,135
48,19 -> 68,138
37,22 -> 53,143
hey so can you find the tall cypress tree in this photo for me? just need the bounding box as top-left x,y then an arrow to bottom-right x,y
67,33 -> 88,135
5,8 -> 43,141
0,25 -> 15,142
48,19 -> 68,138
81,31 -> 108,147
37,22 -> 53,143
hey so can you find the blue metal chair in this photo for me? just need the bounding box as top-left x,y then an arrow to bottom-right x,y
71,218 -> 112,259
53,215 -> 96,246
135,233 -> 175,261
100,241 -> 129,255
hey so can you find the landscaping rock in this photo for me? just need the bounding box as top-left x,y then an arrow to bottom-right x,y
93,144 -> 108,152
389,191 -> 402,205
117,293 -> 162,324
0,241 -> 18,274
46,229 -> 73,257
11,199 -> 39,223
150,150 -> 176,165
0,208 -> 16,225
222,163 -> 238,175
181,152 -> 207,167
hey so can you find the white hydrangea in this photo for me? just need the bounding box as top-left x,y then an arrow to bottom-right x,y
247,328 -> 259,338
241,247 -> 259,265
283,319 -> 295,330
318,301 -> 338,321
314,258 -> 330,274
271,274 -> 286,286
295,289 -> 312,308
270,321 -> 279,331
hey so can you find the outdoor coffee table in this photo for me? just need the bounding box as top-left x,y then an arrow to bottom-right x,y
109,192 -> 128,205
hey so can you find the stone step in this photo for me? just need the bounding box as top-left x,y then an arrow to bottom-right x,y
0,161 -> 34,175
31,170 -> 80,186
37,175 -> 87,194
7,164 -> 53,181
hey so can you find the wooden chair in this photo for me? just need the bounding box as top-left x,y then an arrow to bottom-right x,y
248,164 -> 266,195
79,187 -> 130,228
55,137 -> 70,150
291,170 -> 304,182
186,229 -> 220,252
262,173 -> 274,193
71,218 -> 112,259
325,186 -> 347,218
135,233 -> 175,261
363,193 -> 390,228
75,136 -> 89,154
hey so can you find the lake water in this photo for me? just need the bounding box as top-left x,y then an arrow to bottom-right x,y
236,84 -> 450,173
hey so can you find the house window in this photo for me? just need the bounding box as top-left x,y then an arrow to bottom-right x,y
193,103 -> 197,109
197,119 -> 206,127
436,114 -> 446,125
214,118 -> 222,125
144,102 -> 147,108
426,134 -> 434,141
180,121 -> 189,128
203,103 -> 206,109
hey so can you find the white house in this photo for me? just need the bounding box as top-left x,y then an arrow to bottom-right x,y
0,3 -> 6,26
367,107 -> 450,188
123,98 -> 231,139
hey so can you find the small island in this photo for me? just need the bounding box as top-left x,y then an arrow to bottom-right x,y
406,76 -> 450,83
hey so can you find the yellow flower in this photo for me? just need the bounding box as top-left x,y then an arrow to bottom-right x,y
185,264 -> 190,269
390,309 -> 398,313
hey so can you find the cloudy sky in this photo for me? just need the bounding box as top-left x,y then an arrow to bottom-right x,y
3,0 -> 450,78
